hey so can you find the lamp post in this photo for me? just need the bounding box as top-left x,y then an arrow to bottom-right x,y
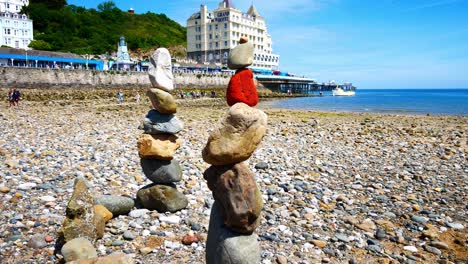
24,48 -> 28,67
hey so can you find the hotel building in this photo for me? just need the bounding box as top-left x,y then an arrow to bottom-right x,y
187,0 -> 279,70
0,0 -> 33,49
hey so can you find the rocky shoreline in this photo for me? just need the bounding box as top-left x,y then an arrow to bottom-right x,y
0,98 -> 466,263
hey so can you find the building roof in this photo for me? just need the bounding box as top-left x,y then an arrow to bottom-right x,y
247,4 -> 260,16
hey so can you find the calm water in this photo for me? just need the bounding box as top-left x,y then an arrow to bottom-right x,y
263,89 -> 468,116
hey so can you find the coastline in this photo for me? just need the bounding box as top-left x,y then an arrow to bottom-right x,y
0,98 -> 466,263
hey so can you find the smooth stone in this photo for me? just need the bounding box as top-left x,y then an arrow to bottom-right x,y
27,235 -> 47,249
123,231 -> 136,241
206,202 -> 260,264
446,222 -> 464,229
403,246 -> 418,252
61,177 -> 105,243
148,48 -> 174,91
226,68 -> 258,107
68,253 -> 134,264
204,162 -> 263,234
228,41 -> 254,69
95,195 -> 135,216
142,109 -> 183,135
112,240 -> 125,246
0,186 -> 11,193
375,228 -> 386,240
429,241 -> 450,250
424,245 -> 442,255
94,205 -> 113,222
18,182 -> 37,190
140,158 -> 182,184
159,215 -> 181,225
40,195 -> 56,202
254,162 -> 268,170
137,134 -> 181,160
147,88 -> 177,114
137,184 -> 188,213
129,209 -> 150,218
411,215 -> 428,223
202,103 -> 268,165
61,237 -> 98,263
335,233 -> 350,243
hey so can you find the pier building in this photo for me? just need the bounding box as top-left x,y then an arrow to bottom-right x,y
187,0 -> 279,70
0,0 -> 33,49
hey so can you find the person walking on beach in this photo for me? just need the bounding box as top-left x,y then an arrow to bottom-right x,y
12,88 -> 21,107
8,87 -> 21,108
7,88 -> 15,107
117,90 -> 123,104
135,92 -> 140,104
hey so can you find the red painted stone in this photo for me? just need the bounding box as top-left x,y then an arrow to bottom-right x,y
226,68 -> 258,107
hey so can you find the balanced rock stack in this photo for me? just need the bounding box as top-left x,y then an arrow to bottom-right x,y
203,37 -> 267,264
136,48 -> 188,213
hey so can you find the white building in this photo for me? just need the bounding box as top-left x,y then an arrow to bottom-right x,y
187,0 -> 279,70
0,0 -> 33,49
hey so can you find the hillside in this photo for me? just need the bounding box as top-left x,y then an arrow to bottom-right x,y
23,0 -> 187,56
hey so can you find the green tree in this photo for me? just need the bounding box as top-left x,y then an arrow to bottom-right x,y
27,1 -> 186,55
29,40 -> 53,50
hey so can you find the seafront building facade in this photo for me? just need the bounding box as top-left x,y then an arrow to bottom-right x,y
187,0 -> 279,70
0,0 -> 33,49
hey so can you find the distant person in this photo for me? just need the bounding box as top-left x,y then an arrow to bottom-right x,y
10,87 -> 21,107
135,92 -> 140,104
7,87 -> 15,107
117,90 -> 123,104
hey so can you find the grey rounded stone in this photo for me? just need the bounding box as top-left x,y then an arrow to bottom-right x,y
254,162 -> 268,170
142,110 -> 183,135
228,42 -> 254,70
136,184 -> 188,213
95,195 -> 135,216
27,235 -> 47,249
61,237 -> 97,263
123,231 -> 136,241
206,202 -> 260,264
140,159 -> 182,184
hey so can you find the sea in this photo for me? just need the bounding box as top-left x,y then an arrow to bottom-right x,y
262,89 -> 468,116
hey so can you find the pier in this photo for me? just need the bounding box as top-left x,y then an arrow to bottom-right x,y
255,74 -> 355,94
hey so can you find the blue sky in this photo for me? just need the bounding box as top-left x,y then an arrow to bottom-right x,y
67,0 -> 468,88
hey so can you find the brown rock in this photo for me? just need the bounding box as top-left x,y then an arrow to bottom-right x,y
0,186 -> 10,193
202,103 -> 268,165
203,162 -> 263,234
181,231 -> 201,245
137,134 -> 181,160
94,205 -> 113,222
146,88 -> 177,114
60,177 -> 105,243
239,37 -> 248,44
68,253 -> 134,264
311,239 -> 327,248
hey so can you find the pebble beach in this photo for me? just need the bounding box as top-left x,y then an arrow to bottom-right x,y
0,96 -> 466,264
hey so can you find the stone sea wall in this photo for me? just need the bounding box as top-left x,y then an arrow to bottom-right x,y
0,67 -> 230,89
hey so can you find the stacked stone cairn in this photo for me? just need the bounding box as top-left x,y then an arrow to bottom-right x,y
136,48 -> 188,213
202,37 -> 268,264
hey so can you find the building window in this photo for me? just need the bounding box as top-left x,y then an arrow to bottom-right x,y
209,25 -> 212,31
4,28 -> 10,35
215,24 -> 218,30
209,33 -> 212,40
224,23 -> 227,29
224,41 -> 228,47
215,42 -> 219,48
